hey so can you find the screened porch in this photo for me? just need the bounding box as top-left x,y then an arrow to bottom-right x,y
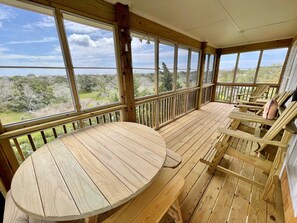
0,0 -> 297,223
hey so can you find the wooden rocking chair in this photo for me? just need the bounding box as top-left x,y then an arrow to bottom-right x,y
236,84 -> 270,103
200,101 -> 297,202
236,90 -> 294,114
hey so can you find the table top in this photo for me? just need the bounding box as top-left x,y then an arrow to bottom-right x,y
11,122 -> 167,221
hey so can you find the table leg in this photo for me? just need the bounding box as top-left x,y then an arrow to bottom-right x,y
84,215 -> 98,223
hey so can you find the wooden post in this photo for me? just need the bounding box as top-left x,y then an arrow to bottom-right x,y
229,53 -> 240,103
0,120 -> 19,191
172,44 -> 178,119
155,40 -> 160,128
197,42 -> 207,109
115,3 -> 136,122
211,49 -> 221,102
253,50 -> 263,84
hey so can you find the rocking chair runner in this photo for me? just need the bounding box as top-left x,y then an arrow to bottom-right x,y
200,101 -> 297,202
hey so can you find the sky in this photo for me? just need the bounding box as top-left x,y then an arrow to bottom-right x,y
219,48 -> 288,70
0,3 -> 118,76
0,2 -> 289,76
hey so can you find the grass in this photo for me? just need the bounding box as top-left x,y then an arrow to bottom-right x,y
79,91 -> 98,100
0,111 -> 34,125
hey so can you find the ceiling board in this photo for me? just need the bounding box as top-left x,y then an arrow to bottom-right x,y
188,19 -> 246,47
130,0 -> 229,31
220,0 -> 297,30
105,0 -> 297,48
243,20 -> 297,43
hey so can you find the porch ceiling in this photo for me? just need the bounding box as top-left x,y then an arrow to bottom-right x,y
105,0 -> 297,48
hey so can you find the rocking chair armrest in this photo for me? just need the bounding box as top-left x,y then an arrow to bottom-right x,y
217,128 -> 288,148
255,99 -> 269,104
283,120 -> 297,134
236,104 -> 264,110
250,95 -> 265,99
228,111 -> 275,126
236,100 -> 266,106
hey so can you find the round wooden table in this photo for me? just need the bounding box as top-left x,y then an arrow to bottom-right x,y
11,122 -> 167,221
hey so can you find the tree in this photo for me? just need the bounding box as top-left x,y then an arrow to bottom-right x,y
134,74 -> 151,97
159,62 -> 173,92
77,75 -> 97,92
10,75 -> 55,112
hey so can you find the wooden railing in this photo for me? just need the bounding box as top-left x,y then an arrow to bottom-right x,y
0,86 -> 200,190
0,105 -> 125,165
135,87 -> 199,129
214,83 -> 278,103
201,84 -> 215,105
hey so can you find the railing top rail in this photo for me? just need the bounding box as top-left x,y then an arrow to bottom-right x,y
216,82 -> 279,87
0,104 -> 126,140
3,102 -> 125,132
135,87 -> 200,105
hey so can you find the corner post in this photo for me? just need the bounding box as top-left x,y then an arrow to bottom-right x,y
0,120 -> 19,192
211,49 -> 221,102
115,3 -> 136,122
197,42 -> 207,109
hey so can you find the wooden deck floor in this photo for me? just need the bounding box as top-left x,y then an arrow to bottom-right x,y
158,102 -> 285,223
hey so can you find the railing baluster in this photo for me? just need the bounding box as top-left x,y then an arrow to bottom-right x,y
170,96 -> 172,119
52,128 -> 58,138
161,99 -> 164,124
27,134 -> 36,152
145,103 -> 150,126
63,125 -> 67,134
72,122 -> 77,130
12,138 -> 25,161
165,97 -> 168,121
142,104 -> 145,125
153,101 -> 156,128
149,102 -> 154,128
40,131 -> 47,144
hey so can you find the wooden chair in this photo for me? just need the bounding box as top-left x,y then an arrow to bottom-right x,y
4,191 -> 55,223
200,102 -> 297,202
4,190 -> 85,222
100,168 -> 184,223
232,91 -> 294,134
236,90 -> 294,114
236,84 -> 270,103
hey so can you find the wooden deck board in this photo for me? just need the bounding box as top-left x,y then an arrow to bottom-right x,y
157,102 -> 285,223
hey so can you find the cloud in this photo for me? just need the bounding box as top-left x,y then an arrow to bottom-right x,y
68,34 -> 95,47
7,37 -> 58,44
0,44 -> 64,67
64,20 -> 98,34
0,22 -> 2,27
0,5 -> 15,20
23,15 -> 55,30
69,34 -> 114,47
67,33 -> 117,67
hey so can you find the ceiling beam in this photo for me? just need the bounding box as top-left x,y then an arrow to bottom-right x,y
129,12 -> 202,49
221,38 -> 293,54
